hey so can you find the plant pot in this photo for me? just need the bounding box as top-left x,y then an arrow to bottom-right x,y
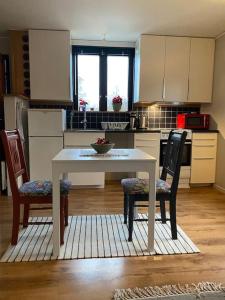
112,103 -> 122,112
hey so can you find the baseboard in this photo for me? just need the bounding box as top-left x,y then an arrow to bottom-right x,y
214,184 -> 225,193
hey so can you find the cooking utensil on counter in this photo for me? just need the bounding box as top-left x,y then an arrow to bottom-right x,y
138,114 -> 148,129
129,112 -> 137,130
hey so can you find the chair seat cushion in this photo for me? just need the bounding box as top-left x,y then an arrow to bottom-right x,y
19,180 -> 71,197
121,178 -> 171,195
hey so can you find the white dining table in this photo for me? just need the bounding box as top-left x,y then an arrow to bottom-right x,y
52,148 -> 156,257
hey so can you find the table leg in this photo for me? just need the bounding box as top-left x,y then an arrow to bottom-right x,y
148,162 -> 156,252
52,167 -> 61,258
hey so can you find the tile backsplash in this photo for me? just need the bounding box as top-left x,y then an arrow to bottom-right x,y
30,103 -> 200,129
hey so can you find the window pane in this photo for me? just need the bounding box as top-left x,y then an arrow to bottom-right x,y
78,55 -> 99,111
107,56 -> 129,112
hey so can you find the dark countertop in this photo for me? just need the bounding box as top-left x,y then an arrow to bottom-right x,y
64,129 -> 161,133
191,129 -> 219,133
64,128 -> 219,134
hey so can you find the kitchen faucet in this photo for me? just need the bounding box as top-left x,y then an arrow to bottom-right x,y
81,109 -> 87,130
70,108 -> 75,129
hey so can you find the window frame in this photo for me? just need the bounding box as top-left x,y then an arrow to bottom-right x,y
72,46 -> 135,111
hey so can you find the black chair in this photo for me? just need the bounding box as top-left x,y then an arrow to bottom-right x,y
121,130 -> 187,241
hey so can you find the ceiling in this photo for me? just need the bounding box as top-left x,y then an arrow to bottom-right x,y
0,0 -> 225,41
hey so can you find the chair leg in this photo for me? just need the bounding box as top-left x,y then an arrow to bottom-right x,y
11,203 -> 20,245
170,199 -> 177,239
60,199 -> 65,245
23,204 -> 30,227
128,197 -> 134,242
64,196 -> 68,226
124,193 -> 128,224
160,200 -> 166,224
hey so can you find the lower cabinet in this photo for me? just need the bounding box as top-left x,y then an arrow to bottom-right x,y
134,133 -> 160,179
190,133 -> 217,184
64,132 -> 105,187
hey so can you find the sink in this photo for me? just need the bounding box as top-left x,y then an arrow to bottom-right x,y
101,122 -> 129,130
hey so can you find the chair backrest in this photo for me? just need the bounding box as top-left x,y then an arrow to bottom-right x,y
0,129 -> 29,197
160,130 -> 187,195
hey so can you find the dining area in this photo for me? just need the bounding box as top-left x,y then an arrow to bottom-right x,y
0,128 -> 199,261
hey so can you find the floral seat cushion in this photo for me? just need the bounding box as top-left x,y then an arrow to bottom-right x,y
19,180 -> 71,197
121,178 -> 171,195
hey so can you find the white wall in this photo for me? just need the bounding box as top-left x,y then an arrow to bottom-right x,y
0,36 -> 9,54
71,39 -> 135,48
202,34 -> 225,190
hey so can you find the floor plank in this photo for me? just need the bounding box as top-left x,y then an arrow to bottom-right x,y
0,182 -> 225,299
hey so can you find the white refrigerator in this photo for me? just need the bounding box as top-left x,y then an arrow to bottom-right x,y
28,109 -> 66,181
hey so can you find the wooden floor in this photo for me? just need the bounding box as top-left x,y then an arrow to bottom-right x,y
0,182 -> 225,299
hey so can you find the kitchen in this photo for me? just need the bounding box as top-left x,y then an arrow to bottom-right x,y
0,1 -> 225,299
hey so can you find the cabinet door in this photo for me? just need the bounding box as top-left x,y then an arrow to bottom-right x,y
29,30 -> 71,101
188,38 -> 215,103
134,133 -> 160,179
190,133 -> 217,184
64,132 -> 105,187
164,37 -> 190,102
191,158 -> 216,183
138,35 -> 165,102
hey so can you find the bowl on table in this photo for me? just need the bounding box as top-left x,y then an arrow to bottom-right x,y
91,143 -> 115,154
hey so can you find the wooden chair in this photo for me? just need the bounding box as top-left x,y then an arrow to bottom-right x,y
1,129 -> 70,245
121,130 -> 187,241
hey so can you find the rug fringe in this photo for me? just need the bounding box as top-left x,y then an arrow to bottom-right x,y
113,282 -> 225,300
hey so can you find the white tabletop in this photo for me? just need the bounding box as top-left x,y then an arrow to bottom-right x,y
53,148 -> 156,162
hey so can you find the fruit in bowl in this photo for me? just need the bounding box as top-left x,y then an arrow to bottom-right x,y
91,138 -> 115,154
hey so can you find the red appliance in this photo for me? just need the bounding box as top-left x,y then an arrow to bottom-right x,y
177,113 -> 210,130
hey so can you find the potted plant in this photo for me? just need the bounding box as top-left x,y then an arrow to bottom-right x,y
79,98 -> 88,112
112,96 -> 122,112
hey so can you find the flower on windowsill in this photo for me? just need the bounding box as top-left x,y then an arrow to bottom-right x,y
79,99 -> 88,106
112,96 -> 122,104
79,98 -> 88,112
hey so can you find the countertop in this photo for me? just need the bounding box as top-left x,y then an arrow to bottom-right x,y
191,129 -> 219,133
64,128 -> 219,133
64,129 -> 161,133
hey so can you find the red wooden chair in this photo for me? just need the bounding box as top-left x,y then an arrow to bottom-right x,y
1,129 -> 70,245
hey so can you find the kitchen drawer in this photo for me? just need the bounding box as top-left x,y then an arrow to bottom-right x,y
192,139 -> 217,146
135,140 -> 159,147
192,133 -> 217,142
134,133 -> 160,141
64,132 -> 105,147
191,158 -> 216,183
136,146 -> 159,158
192,144 -> 216,159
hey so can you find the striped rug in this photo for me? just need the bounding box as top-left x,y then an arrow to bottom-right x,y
1,214 -> 199,262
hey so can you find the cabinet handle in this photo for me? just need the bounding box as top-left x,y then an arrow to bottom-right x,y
194,139 -> 216,141
193,157 -> 214,160
193,145 -> 215,147
135,139 -> 157,142
162,77 -> 165,100
136,145 -> 155,148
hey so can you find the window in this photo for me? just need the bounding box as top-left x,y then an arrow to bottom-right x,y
72,46 -> 134,111
77,55 -> 100,111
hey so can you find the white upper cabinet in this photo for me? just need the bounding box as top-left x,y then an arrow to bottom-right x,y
134,35 -> 165,103
164,37 -> 190,102
29,30 -> 72,101
134,35 -> 215,104
188,38 -> 215,103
